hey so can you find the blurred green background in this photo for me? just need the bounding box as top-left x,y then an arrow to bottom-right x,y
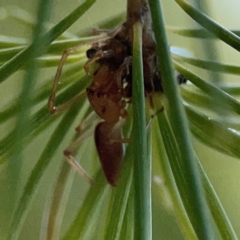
0,0 -> 240,239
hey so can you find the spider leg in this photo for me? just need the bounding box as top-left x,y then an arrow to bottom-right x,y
146,105 -> 164,131
63,111 -> 99,185
64,149 -> 94,185
48,44 -> 88,114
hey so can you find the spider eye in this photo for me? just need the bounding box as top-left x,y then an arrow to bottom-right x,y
177,74 -> 187,84
86,48 -> 97,59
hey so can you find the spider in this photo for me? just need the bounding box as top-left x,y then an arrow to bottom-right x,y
48,1 -> 185,186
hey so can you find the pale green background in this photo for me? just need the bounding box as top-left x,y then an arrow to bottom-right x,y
0,0 -> 240,239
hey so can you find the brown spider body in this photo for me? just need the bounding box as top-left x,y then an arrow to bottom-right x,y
84,38 -> 129,186
83,19 -> 162,185
49,1 -> 186,186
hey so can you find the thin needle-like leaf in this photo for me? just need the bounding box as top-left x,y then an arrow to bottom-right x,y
44,117 -> 94,240
7,104 -> 81,240
13,0 -> 53,174
0,75 -> 89,162
174,62 -> 240,115
153,119 -> 197,240
199,160 -> 238,240
0,64 -> 86,124
0,0 -> 96,83
175,0 -> 240,52
43,161 -> 73,240
119,190 -> 134,240
0,35 -> 28,47
5,3 -> 54,234
168,27 -> 240,39
149,0 -> 213,238
0,46 -> 25,62
158,110 -> 238,239
61,170 -> 108,240
186,105 -> 240,159
172,54 -> 240,75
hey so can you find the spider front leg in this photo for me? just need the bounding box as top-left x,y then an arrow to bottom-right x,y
146,105 -> 164,131
48,45 -> 87,114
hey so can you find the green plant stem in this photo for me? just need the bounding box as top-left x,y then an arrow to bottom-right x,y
148,0 -> 214,239
132,21 -> 151,240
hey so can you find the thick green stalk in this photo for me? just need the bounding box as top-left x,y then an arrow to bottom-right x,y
148,0 -> 214,239
132,22 -> 151,240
